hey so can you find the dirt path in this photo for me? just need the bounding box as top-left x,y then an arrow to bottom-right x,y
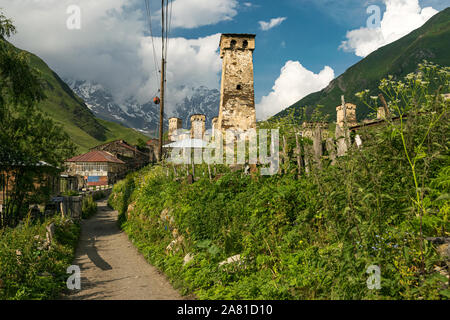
63,199 -> 183,300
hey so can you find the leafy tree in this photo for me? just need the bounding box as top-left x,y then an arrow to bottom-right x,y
0,11 -> 76,227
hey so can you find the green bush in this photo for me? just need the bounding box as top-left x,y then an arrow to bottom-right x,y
81,196 -> 97,219
0,216 -> 80,300
109,63 -> 449,300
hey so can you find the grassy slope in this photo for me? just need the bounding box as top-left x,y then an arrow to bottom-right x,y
275,7 -> 450,121
6,39 -> 149,154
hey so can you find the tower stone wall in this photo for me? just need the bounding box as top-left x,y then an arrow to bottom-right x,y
169,118 -> 183,142
336,103 -> 357,128
190,114 -> 206,139
217,34 -> 256,132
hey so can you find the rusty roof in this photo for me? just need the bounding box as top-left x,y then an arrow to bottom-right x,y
66,151 -> 125,164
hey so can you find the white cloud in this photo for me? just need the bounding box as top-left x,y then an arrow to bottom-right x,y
244,2 -> 253,7
154,0 -> 238,29
259,17 -> 287,31
339,0 -> 439,57
3,0 -> 223,113
256,61 -> 335,120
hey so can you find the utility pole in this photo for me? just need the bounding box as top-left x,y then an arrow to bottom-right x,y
158,0 -> 166,161
159,57 -> 165,161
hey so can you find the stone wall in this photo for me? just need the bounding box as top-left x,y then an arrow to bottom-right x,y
336,103 -> 357,128
169,118 -> 183,142
190,114 -> 206,139
217,34 -> 256,133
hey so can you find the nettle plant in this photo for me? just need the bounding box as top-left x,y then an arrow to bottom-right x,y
357,61 -> 450,272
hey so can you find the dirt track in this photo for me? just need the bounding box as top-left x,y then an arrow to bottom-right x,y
62,199 -> 183,300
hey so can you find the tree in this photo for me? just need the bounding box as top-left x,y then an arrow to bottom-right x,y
0,11 -> 76,227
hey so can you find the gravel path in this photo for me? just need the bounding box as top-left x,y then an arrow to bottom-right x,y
62,199 -> 183,300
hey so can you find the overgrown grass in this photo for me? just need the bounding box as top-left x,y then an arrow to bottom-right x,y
109,64 -> 449,300
0,216 -> 80,300
81,195 -> 97,219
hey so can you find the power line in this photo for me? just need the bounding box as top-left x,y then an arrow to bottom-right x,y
144,0 -> 160,88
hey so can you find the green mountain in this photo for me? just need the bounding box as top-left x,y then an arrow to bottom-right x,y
3,38 -> 149,153
275,7 -> 450,121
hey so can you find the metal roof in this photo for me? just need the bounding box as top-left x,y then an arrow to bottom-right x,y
66,150 -> 125,164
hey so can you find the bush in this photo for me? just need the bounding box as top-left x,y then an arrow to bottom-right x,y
109,63 -> 449,300
0,216 -> 80,300
81,196 -> 97,219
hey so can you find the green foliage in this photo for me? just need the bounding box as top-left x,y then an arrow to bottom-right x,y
81,196 -> 97,219
0,10 -> 76,227
0,216 -> 80,300
109,63 -> 449,300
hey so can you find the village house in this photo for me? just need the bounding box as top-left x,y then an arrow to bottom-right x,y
65,150 -> 126,187
90,140 -> 150,171
0,161 -> 61,212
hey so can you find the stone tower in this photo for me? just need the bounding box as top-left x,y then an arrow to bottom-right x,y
190,114 -> 206,139
336,103 -> 357,128
168,117 -> 182,142
217,34 -> 256,132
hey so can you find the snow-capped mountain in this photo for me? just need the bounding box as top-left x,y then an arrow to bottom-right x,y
65,79 -> 220,133
173,86 -> 220,129
64,79 -> 160,135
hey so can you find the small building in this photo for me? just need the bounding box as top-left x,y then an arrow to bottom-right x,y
65,151 -> 126,187
91,140 -> 149,171
0,161 -> 61,212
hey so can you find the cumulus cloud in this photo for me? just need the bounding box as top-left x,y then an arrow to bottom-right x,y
154,0 -> 238,29
259,17 -> 287,31
339,0 -> 438,57
3,0 -> 223,113
256,61 -> 335,120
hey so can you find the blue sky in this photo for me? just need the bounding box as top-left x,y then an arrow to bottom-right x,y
150,0 -> 449,112
5,0 -> 450,119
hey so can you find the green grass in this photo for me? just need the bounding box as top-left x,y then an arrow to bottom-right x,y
0,216 -> 80,300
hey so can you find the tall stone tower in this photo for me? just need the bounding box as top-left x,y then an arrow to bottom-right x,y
217,34 -> 256,132
190,114 -> 206,139
168,117 -> 182,142
336,103 -> 357,128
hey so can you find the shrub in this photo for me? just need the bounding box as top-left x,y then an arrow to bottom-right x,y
0,216 -> 80,300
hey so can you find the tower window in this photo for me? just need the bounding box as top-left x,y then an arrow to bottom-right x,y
230,40 -> 236,49
243,40 -> 248,48
236,84 -> 242,90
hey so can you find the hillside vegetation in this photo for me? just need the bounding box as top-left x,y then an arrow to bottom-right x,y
109,63 -> 449,299
275,7 -> 450,122
2,38 -> 149,153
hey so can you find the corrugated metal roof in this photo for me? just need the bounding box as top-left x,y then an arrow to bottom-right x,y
66,151 -> 125,164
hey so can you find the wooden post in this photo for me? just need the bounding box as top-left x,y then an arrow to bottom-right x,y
208,164 -> 212,181
282,135 -> 289,174
378,93 -> 391,121
295,131 -> 302,178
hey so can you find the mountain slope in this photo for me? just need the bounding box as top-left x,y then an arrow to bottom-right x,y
66,80 -> 221,132
3,39 -> 149,153
172,86 -> 220,129
275,7 -> 450,121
